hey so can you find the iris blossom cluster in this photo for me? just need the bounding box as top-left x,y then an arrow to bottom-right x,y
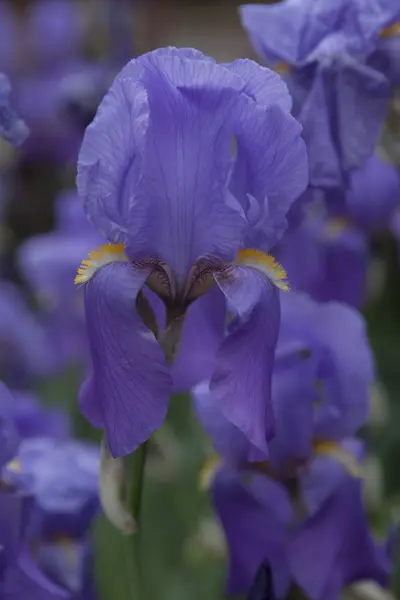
194,293 -> 392,598
275,153 -> 400,308
241,0 -> 400,309
240,0 -> 399,189
0,0 -> 111,165
75,47 -> 308,458
0,1 -> 398,598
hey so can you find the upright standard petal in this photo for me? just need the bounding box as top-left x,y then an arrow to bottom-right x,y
231,100 -> 308,250
130,50 -> 245,278
210,265 -> 281,456
269,351 -> 318,474
225,58 -> 292,112
77,59 -> 147,244
80,261 -> 173,457
291,67 -> 342,188
240,1 -> 314,64
336,61 -> 389,176
78,49 -> 246,276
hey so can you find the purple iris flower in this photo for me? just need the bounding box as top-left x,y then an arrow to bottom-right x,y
212,444 -> 391,600
0,281 -> 56,387
25,0 -> 82,72
4,392 -> 70,442
16,438 -> 100,598
75,47 -> 308,458
0,72 -> 28,147
0,0 -> 81,77
18,190 -> 103,368
326,153 -> 400,231
0,383 -> 97,598
275,153 -> 399,307
0,381 -> 70,442
0,386 -> 69,599
194,292 -> 374,467
59,64 -> 112,133
0,493 -> 69,600
18,437 -> 100,539
194,294 -> 387,598
275,211 -> 369,308
13,65 -> 91,165
0,0 -> 105,164
240,0 -> 395,189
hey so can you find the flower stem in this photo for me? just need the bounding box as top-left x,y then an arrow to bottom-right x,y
127,441 -> 148,599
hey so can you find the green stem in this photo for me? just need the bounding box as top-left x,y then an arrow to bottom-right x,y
126,442 -> 148,600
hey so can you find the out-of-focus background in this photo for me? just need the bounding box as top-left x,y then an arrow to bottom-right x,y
1,1 -> 400,599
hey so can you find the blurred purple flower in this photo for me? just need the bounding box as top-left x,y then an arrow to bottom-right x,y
194,293 -> 387,598
0,0 -> 107,164
275,201 -> 366,308
18,190 -> 102,368
75,47 -> 308,458
0,380 -> 69,444
212,445 -> 391,599
16,438 -> 99,597
275,153 -> 400,307
36,538 -> 96,600
240,0 -> 395,188
0,383 -> 19,468
0,0 -> 81,77
0,281 -> 56,387
59,64 -> 112,132
0,72 -> 28,147
194,292 -> 374,468
18,437 -> 100,539
327,154 -> 400,231
13,66 -> 90,165
0,493 -> 69,600
5,393 -> 70,443
0,385 -> 69,600
272,293 -> 373,470
25,0 -> 82,71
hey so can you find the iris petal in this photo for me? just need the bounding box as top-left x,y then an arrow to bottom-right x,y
130,50 -> 246,279
80,261 -> 173,458
172,286 -> 226,391
212,467 -> 291,597
231,100 -> 308,249
292,453 -> 390,600
210,265 -> 280,455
